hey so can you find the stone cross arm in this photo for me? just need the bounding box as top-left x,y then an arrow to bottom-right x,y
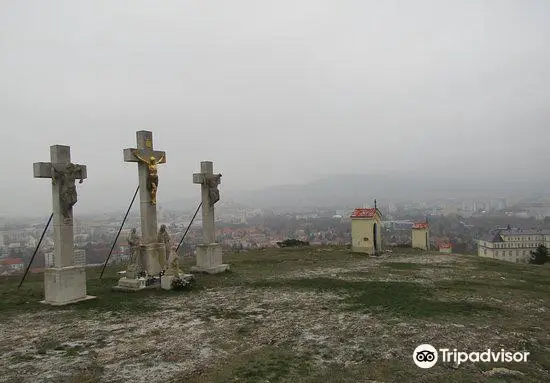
33,162 -> 87,179
123,148 -> 166,164
193,173 -> 221,184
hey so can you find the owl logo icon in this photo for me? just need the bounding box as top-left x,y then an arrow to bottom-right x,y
413,344 -> 438,368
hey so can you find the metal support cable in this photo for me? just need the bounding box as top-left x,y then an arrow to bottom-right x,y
176,202 -> 202,252
100,185 -> 139,279
18,213 -> 53,289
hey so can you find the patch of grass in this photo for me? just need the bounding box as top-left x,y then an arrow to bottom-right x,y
347,282 -> 498,318
523,340 -> 550,370
0,268 -> 164,319
252,277 -> 499,319
199,307 -> 247,321
236,324 -> 253,336
437,275 -> 550,295
34,338 -> 62,354
65,361 -> 105,383
384,262 -> 425,270
300,359 -> 495,383
182,346 -> 314,383
10,352 -> 35,363
64,347 -> 82,357
472,257 -> 550,285
3,247 -> 550,383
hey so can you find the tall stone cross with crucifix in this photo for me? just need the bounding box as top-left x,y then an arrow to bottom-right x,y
123,130 -> 166,244
190,161 -> 229,274
33,145 -> 95,305
118,131 -> 167,281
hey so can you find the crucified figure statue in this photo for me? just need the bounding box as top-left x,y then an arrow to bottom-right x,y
51,162 -> 85,220
132,150 -> 165,205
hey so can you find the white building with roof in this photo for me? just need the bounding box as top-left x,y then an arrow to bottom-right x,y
477,228 -> 550,263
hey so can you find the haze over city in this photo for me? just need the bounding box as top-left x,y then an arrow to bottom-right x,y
1,0 -> 549,216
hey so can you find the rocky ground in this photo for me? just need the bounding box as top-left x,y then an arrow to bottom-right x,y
1,247 -> 549,382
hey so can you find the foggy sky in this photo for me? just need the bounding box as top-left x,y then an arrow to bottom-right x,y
1,1 -> 549,217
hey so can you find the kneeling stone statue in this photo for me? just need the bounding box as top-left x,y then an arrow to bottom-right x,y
165,246 -> 182,276
161,246 -> 194,290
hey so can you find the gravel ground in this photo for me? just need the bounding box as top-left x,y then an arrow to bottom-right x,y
1,251 -> 548,382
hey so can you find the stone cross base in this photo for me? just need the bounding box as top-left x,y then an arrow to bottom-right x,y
140,243 -> 166,276
41,266 -> 96,306
190,243 -> 229,274
113,277 -> 154,292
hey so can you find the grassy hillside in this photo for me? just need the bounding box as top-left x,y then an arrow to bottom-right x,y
1,247 -> 549,382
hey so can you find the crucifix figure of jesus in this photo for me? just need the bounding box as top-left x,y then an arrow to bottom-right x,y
51,162 -> 86,220
131,150 -> 165,205
124,131 -> 166,243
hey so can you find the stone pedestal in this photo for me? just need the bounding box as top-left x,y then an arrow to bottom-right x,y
140,243 -> 166,276
114,277 -> 148,291
113,243 -> 166,292
113,276 -> 163,292
41,266 -> 96,306
190,243 -> 229,274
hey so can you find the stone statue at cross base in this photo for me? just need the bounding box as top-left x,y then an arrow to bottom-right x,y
165,246 -> 183,276
157,224 -> 171,262
126,228 -> 142,278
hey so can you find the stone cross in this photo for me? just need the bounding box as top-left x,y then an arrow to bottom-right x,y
33,145 -> 87,268
193,161 -> 221,244
123,131 -> 166,243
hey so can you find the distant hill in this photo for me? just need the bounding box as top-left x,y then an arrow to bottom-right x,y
225,173 -> 550,208
157,172 -> 550,211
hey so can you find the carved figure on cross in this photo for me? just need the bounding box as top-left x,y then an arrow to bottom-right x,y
33,145 -> 87,222
132,150 -> 165,205
206,174 -> 222,206
193,162 -> 222,207
52,162 -> 86,219
124,131 -> 166,206
193,161 -> 222,244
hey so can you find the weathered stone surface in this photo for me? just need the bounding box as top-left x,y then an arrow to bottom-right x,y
140,243 -> 166,276
192,161 -> 228,273
191,244 -> 228,274
193,161 -> 221,244
114,277 -> 147,291
160,275 -> 176,290
124,131 -> 165,241
165,248 -> 182,276
34,145 -> 93,306
161,274 -> 194,290
42,266 -> 95,306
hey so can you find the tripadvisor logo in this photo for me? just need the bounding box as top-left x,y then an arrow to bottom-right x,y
413,344 -> 438,369
413,344 -> 529,369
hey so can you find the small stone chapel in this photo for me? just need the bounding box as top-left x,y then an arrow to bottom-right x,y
350,204 -> 382,255
411,221 -> 430,250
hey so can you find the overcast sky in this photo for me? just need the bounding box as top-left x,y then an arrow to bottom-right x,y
1,0 -> 549,216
